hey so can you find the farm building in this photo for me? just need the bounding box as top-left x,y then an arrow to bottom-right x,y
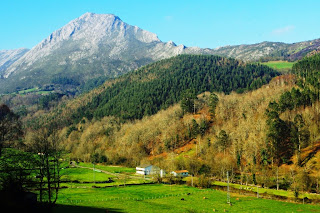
171,170 -> 189,177
136,164 -> 160,175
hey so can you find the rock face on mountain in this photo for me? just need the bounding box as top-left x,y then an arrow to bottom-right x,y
1,12 -> 320,93
0,48 -> 29,76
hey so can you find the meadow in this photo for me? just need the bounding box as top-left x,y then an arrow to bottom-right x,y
9,87 -> 52,95
261,61 -> 295,72
54,165 -> 320,212
78,162 -> 136,174
60,163 -> 151,188
54,184 -> 320,213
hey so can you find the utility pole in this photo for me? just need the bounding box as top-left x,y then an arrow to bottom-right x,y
227,171 -> 230,204
93,163 -> 96,184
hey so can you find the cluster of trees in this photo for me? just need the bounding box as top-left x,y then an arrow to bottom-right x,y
265,102 -> 310,165
264,53 -> 320,165
293,53 -> 320,100
38,93 -> 64,110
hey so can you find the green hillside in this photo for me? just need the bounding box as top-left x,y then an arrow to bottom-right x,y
69,55 -> 279,122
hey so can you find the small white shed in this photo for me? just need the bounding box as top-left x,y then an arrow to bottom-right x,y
136,164 -> 160,175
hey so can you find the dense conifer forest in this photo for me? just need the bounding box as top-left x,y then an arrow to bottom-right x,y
71,55 -> 279,122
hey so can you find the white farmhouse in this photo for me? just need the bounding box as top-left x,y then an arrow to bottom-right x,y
136,164 -> 160,175
171,170 -> 189,177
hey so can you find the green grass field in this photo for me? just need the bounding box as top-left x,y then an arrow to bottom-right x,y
54,184 -> 320,213
54,164 -> 320,212
10,87 -> 52,95
261,61 -> 295,73
60,163 -> 151,188
78,162 -> 136,174
60,167 -> 114,182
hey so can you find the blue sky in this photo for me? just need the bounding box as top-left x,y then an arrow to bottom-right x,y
1,0 -> 320,50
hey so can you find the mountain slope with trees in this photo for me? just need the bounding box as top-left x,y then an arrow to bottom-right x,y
35,54 -> 278,126
50,54 -> 320,195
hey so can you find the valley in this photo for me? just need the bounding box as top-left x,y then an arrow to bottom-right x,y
1,10 -> 320,213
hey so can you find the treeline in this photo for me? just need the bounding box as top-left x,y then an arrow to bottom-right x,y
38,93 -> 64,109
71,55 -> 279,122
293,53 -> 320,92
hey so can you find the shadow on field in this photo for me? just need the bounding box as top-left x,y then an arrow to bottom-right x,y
53,204 -> 124,213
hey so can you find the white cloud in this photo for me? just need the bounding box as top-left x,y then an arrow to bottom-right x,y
271,25 -> 295,35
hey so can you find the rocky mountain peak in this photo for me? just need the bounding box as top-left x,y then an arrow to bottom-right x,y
4,12 -> 161,78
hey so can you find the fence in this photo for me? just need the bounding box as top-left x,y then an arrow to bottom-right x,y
59,189 -> 212,204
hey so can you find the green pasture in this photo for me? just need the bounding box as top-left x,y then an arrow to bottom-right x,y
78,162 -> 136,174
261,61 -> 295,72
59,164 -> 151,188
60,167 -> 114,182
10,87 -> 52,95
54,184 -> 320,213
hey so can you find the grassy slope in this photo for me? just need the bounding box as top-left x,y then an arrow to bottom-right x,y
54,184 -> 320,213
60,167 -> 114,182
262,61 -> 295,72
78,162 -> 136,174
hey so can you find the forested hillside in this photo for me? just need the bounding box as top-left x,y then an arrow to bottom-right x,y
24,54 -> 279,129
70,55 -> 279,122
